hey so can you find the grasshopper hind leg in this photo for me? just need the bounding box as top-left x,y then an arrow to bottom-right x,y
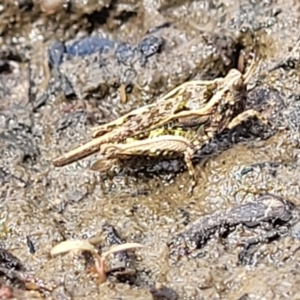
90,136 -> 198,194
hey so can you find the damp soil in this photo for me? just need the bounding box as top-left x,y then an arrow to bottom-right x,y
1,0 -> 300,299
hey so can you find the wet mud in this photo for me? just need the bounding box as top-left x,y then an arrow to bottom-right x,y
1,0 -> 300,299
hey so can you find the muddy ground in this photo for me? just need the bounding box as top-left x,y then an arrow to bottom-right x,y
1,0 -> 300,299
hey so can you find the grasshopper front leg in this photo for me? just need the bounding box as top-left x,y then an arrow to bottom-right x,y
226,109 -> 270,130
91,135 -> 197,194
